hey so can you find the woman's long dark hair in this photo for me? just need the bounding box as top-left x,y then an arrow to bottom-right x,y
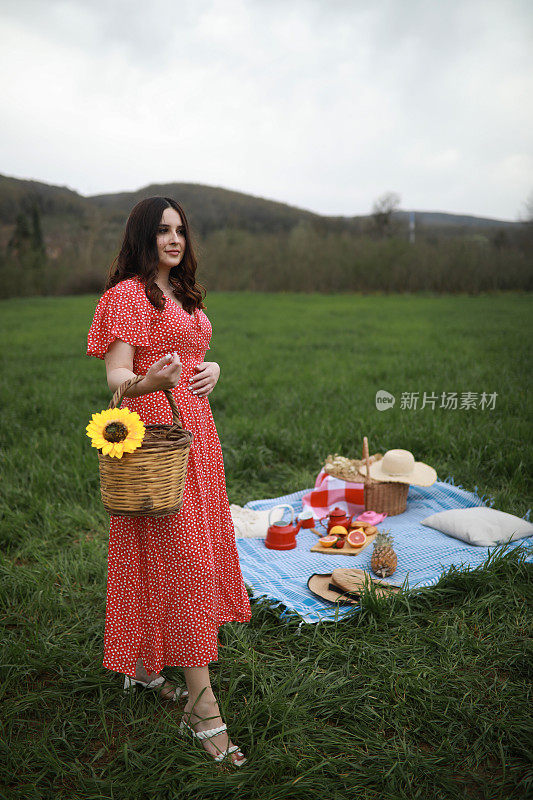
105,196 -> 206,313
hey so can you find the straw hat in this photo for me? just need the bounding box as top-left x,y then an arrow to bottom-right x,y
359,449 -> 437,487
307,568 -> 402,604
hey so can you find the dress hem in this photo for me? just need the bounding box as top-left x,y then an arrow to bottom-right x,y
104,658 -> 220,677
103,613 -> 252,677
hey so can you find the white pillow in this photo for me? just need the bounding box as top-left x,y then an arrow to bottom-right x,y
421,506 -> 533,547
230,504 -> 274,538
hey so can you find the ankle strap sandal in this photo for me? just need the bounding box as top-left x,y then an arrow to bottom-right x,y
123,674 -> 188,701
180,718 -> 247,766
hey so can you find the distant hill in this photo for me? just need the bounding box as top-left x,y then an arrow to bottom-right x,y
88,182 -> 323,235
0,173 -> 530,298
0,172 -> 519,237
0,174 -> 87,222
395,210 -> 516,229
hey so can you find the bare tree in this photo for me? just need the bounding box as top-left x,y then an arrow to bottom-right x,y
516,190 -> 533,251
371,192 -> 401,237
521,191 -> 533,222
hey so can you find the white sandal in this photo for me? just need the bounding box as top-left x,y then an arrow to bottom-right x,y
123,674 -> 188,701
180,717 -> 247,766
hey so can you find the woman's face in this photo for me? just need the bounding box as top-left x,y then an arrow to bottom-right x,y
156,206 -> 186,272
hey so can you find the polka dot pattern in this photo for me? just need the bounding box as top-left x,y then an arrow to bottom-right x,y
87,278 -> 252,678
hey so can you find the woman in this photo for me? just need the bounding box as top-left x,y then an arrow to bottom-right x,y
87,196 -> 251,767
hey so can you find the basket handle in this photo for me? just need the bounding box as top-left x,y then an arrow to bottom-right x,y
108,375 -> 185,437
362,436 -> 371,487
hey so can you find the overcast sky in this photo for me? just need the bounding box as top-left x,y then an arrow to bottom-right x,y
1,0 -> 531,221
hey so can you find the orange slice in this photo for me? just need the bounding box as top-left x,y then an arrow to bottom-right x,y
318,535 -> 338,548
330,525 -> 348,536
347,529 -> 367,548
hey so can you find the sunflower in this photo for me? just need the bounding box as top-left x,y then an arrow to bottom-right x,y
86,408 -> 146,458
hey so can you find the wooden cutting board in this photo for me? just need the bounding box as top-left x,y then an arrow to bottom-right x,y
310,530 -> 377,556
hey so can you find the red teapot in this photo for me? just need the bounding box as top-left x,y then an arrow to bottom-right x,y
326,506 -> 354,532
265,504 -> 302,550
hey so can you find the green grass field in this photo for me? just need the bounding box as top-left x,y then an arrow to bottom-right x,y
1,291 -> 532,799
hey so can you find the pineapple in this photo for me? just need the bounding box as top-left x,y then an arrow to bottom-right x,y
370,530 -> 397,578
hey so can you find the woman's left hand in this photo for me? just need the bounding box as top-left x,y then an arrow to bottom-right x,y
188,361 -> 221,397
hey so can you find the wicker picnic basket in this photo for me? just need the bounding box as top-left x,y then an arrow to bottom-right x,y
362,436 -> 408,516
96,375 -> 193,517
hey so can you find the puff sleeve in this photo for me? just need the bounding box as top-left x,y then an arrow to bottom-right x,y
87,279 -> 152,359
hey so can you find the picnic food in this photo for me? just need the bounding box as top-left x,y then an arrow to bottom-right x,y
346,529 -> 367,547
310,527 -> 378,556
370,530 -> 397,577
319,535 -> 338,547
330,525 -> 348,536
350,520 -> 376,529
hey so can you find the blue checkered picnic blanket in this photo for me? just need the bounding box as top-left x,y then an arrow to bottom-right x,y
237,478 -> 533,624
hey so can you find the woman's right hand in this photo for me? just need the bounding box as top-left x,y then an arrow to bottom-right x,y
144,352 -> 182,391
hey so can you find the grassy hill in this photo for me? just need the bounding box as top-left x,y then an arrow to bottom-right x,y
88,182 -> 324,236
0,173 -> 87,222
0,172 -> 530,298
0,172 -> 519,234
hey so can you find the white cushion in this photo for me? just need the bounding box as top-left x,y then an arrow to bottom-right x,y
421,506 -> 533,547
230,504 -> 273,538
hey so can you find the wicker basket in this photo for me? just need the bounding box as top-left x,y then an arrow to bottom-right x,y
96,375 -> 193,517
362,436 -> 408,516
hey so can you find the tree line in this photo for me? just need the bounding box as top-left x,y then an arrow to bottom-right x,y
1,199 -> 532,299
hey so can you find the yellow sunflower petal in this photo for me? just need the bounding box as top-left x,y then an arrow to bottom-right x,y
101,409 -> 120,422
89,412 -> 105,429
122,440 -> 142,453
127,419 -> 144,431
127,425 -> 145,439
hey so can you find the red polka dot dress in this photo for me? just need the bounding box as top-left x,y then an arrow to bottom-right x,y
87,277 -> 251,678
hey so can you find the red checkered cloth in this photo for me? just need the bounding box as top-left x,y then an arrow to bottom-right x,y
301,468 -> 365,528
